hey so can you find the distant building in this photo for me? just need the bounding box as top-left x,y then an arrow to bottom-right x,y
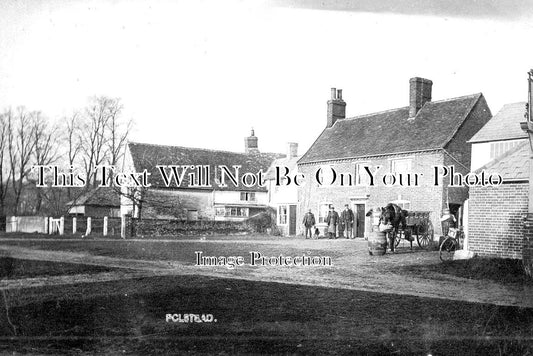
297,78 -> 492,237
265,142 -> 299,235
67,186 -> 121,217
469,102 -> 528,170
121,130 -> 283,221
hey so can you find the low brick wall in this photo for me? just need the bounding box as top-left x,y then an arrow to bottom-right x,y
468,183 -> 527,259
129,218 -> 254,237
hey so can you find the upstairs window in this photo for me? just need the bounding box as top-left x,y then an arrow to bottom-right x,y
391,158 -> 412,173
240,192 -> 256,201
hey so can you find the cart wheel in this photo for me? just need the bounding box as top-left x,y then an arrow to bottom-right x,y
439,236 -> 456,262
416,220 -> 434,249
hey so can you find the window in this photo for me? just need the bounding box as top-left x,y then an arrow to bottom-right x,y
240,192 -> 256,201
318,203 -> 331,224
490,140 -> 521,159
391,195 -> 411,210
355,163 -> 370,186
391,158 -> 412,173
215,207 -> 249,217
317,165 -> 335,187
278,205 -> 288,225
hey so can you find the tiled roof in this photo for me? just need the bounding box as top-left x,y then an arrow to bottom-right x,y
264,156 -> 299,180
70,186 -> 120,207
469,102 -> 528,143
128,142 -> 283,191
476,141 -> 529,182
298,93 -> 483,164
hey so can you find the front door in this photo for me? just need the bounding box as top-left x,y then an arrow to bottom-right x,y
289,204 -> 297,235
355,204 -> 365,238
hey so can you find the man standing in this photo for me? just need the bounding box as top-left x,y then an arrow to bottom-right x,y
326,206 -> 339,239
341,204 -> 355,239
302,209 -> 316,239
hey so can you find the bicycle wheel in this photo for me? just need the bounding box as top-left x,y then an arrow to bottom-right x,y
439,237 -> 456,262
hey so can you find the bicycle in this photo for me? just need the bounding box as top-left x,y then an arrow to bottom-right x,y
439,227 -> 463,262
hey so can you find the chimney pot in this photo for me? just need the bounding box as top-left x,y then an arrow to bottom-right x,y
327,88 -> 346,128
287,142 -> 298,159
409,77 -> 432,118
244,128 -> 259,153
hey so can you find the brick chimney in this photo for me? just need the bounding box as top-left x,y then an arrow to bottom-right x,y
286,142 -> 298,159
327,88 -> 346,128
244,128 -> 259,153
409,77 -> 432,118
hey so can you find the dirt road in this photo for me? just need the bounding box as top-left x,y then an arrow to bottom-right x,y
0,238 -> 531,308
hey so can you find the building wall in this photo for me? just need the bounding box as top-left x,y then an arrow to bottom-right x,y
298,151 -> 446,237
85,206 -> 121,218
267,177 -> 299,236
471,139 -> 526,171
471,142 -> 492,171
468,182 -> 527,259
213,190 -> 268,205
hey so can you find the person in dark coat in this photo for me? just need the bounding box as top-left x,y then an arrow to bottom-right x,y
341,204 -> 355,239
302,209 -> 316,239
325,206 -> 339,239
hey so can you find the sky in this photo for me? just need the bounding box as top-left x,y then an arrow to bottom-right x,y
1,0 -> 533,155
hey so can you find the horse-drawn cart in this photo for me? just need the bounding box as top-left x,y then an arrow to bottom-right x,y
388,211 -> 434,251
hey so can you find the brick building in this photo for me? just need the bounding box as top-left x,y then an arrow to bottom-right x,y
297,78 -> 492,238
121,130 -> 282,221
468,142 -> 528,259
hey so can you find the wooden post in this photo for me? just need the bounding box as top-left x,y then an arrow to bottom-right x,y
72,217 -> 77,234
44,217 -> 49,234
48,217 -> 53,234
103,216 -> 108,236
85,217 -> 92,236
121,215 -> 126,239
59,216 -> 64,235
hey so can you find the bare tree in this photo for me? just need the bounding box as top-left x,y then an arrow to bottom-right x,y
79,96 -> 130,187
105,100 -> 131,170
7,107 -> 37,215
0,110 -> 12,216
31,115 -> 61,213
79,97 -> 112,187
64,112 -> 82,200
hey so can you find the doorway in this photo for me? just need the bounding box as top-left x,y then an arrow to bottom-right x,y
289,204 -> 297,235
353,203 -> 366,238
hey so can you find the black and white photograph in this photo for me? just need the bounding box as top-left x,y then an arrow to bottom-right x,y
0,0 -> 533,354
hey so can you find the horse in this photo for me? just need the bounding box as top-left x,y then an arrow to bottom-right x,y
367,204 -> 409,252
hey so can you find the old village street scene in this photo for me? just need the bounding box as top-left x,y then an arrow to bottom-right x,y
0,1 -> 533,355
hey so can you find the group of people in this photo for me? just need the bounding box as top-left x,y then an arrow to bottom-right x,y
302,204 -> 356,239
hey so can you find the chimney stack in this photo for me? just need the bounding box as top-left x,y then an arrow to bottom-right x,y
409,77 -> 432,118
327,88 -> 346,128
244,128 -> 259,154
287,142 -> 298,159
